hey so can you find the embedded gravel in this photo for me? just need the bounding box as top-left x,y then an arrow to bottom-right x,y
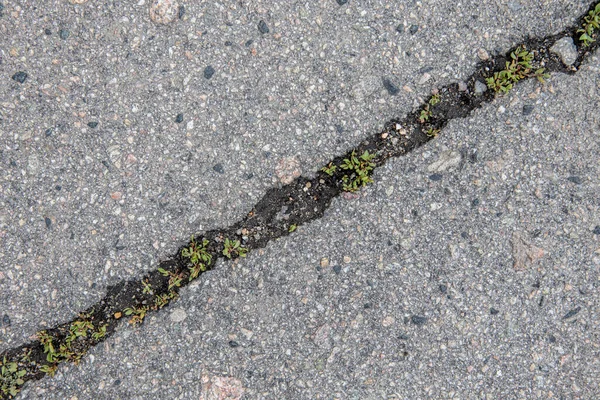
1,0 -> 599,398
15,49 -> 600,400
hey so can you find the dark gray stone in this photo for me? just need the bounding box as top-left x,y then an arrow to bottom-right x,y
204,65 -> 215,79
12,71 -> 28,83
258,20 -> 269,34
382,78 -> 399,95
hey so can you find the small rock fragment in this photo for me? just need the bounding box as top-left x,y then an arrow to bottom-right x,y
320,258 -> 329,268
477,48 -> 490,60
213,163 -> 224,174
511,231 -> 544,271
411,315 -> 427,325
562,306 -> 581,320
418,73 -> 431,85
474,80 -> 487,95
336,0 -> 348,5
87,121 -> 98,128
170,308 -> 187,322
258,20 -> 269,34
382,78 -> 399,95
204,65 -> 215,80
175,113 -> 184,123
275,156 -> 301,185
409,24 -> 419,34
12,71 -> 28,84
427,150 -> 462,172
59,29 -> 70,40
550,37 -> 578,66
522,104 -> 535,116
149,0 -> 179,25
200,375 -> 245,400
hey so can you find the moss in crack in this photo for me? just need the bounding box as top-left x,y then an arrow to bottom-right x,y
485,46 -> 549,93
578,3 -> 600,46
341,150 -> 376,192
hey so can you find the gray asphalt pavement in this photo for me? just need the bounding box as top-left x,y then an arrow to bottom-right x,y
1,0 -> 599,399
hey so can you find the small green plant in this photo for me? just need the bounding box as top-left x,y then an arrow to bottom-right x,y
429,93 -> 441,105
124,306 -> 149,325
142,279 -> 153,295
578,3 -> 600,47
321,162 -> 337,176
340,150 -> 376,192
419,106 -> 432,123
91,324 -> 107,341
40,363 -> 58,377
1,356 -> 26,397
288,224 -> 297,233
223,238 -> 248,258
154,293 -> 170,309
486,46 -> 549,93
157,267 -> 184,290
181,237 -> 212,280
37,331 -> 56,362
418,94 -> 441,123
66,320 -> 94,346
426,128 -> 440,137
19,349 -> 32,364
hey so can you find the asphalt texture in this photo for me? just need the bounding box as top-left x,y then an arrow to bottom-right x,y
1,0 -> 599,399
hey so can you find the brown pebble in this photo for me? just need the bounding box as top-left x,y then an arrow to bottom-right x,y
149,0 -> 179,24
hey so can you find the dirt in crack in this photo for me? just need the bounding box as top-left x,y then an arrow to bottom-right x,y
2,1 -> 600,398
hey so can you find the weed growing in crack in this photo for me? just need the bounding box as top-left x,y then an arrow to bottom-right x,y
158,267 -> 185,290
321,162 -> 337,176
39,363 -> 58,377
124,305 -> 149,325
578,3 -> 600,46
223,238 -> 248,259
341,150 -> 376,192
419,107 -> 432,123
288,224 -> 297,233
141,279 -> 153,294
1,356 -> 26,397
486,46 -> 549,93
181,236 -> 211,281
37,331 -> 55,362
36,315 -> 98,371
91,324 -> 107,341
426,128 -> 440,137
418,94 -> 441,124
